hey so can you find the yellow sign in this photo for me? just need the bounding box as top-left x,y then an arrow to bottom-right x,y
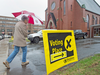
11,36 -> 14,40
64,35 -> 74,51
42,30 -> 78,75
51,51 -> 67,62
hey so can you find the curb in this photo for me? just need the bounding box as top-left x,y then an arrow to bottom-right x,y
6,42 -> 9,58
4,40 -> 9,75
0,39 -> 9,75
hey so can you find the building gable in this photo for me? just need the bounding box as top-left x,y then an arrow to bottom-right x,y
46,12 -> 57,29
76,0 -> 100,15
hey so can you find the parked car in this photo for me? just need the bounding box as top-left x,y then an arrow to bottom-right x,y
0,34 -> 5,39
1,35 -> 5,39
28,29 -> 57,44
0,35 -> 2,40
8,35 -> 11,38
74,30 -> 87,39
4,35 -> 9,38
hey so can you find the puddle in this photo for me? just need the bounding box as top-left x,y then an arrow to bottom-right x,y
36,65 -> 46,71
83,42 -> 100,45
84,46 -> 90,48
76,40 -> 94,43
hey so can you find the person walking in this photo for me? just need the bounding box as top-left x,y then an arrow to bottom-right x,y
3,15 -> 29,69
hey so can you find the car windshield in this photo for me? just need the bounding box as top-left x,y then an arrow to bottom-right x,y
74,30 -> 76,32
74,30 -> 77,33
37,30 -> 42,34
74,30 -> 80,33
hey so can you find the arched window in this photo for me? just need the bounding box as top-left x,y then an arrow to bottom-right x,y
95,17 -> 98,24
64,0 -> 66,15
86,15 -> 89,29
50,22 -> 53,29
71,5 -> 72,11
71,21 -> 72,27
48,20 -> 54,29
92,15 -> 94,25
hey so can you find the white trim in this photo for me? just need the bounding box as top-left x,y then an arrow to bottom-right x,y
94,36 -> 100,37
94,27 -> 100,28
90,24 -> 100,38
93,27 -> 100,37
48,20 -> 54,28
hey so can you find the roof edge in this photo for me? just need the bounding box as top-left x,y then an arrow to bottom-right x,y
76,0 -> 86,9
45,8 -> 48,11
86,9 -> 100,15
76,0 -> 83,8
76,0 -> 100,15
93,0 -> 100,7
0,15 -> 16,18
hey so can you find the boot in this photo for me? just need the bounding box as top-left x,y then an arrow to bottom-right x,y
3,61 -> 10,69
21,61 -> 29,66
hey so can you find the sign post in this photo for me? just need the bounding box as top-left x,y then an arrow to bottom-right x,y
42,30 -> 78,75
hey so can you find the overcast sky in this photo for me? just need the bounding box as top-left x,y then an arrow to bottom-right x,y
0,0 -> 100,21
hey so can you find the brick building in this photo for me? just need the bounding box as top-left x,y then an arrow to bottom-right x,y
0,16 -> 45,35
28,21 -> 45,34
0,16 -> 18,35
45,0 -> 100,37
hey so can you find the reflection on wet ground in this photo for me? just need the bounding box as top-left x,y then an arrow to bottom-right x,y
8,41 -> 46,75
76,39 -> 100,48
77,42 -> 100,48
7,56 -> 33,75
7,38 -> 100,75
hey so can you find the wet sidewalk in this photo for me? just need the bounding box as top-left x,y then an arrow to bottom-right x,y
7,41 -> 46,75
7,38 -> 100,75
0,39 -> 9,75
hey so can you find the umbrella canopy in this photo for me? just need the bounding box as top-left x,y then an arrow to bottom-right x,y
12,10 -> 43,25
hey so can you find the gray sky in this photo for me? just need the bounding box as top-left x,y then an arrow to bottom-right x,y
0,0 -> 100,21
0,0 -> 48,21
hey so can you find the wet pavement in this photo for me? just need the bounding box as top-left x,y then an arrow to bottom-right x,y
7,41 -> 45,75
76,38 -> 100,60
7,38 -> 100,75
0,38 -> 9,75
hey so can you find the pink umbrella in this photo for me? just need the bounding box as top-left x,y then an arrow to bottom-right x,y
12,10 -> 43,25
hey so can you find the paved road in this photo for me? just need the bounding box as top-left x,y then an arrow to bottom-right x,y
76,38 -> 100,60
7,38 -> 100,75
